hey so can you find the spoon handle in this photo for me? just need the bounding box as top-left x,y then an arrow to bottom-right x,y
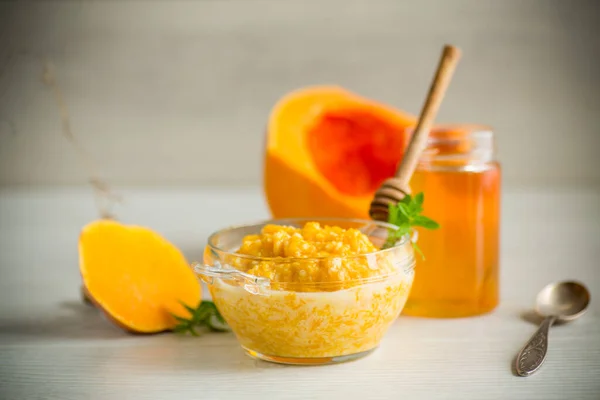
515,316 -> 556,376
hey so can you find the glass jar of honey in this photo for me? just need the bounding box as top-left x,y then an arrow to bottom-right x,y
402,124 -> 501,318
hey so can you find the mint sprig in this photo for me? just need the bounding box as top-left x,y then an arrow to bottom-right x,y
382,192 -> 440,258
171,300 -> 229,336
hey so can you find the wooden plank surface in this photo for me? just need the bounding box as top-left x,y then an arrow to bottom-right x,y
0,186 -> 599,399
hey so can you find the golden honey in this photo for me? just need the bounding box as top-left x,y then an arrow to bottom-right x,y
402,125 -> 501,318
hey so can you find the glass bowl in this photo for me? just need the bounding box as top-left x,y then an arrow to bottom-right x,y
195,218 -> 415,365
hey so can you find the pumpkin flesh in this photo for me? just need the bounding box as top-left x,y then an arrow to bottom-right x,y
265,86 -> 416,219
79,220 -> 201,333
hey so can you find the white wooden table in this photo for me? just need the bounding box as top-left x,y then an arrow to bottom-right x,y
1,186 -> 599,399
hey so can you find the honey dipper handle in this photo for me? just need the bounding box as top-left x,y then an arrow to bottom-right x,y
395,44 -> 461,186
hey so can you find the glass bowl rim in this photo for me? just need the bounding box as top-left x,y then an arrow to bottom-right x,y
205,217 -> 412,263
200,218 -> 415,290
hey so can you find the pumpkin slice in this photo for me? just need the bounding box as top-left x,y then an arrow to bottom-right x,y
264,86 -> 416,219
79,219 -> 201,333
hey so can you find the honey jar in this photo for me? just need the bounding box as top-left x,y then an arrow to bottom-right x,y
402,124 -> 501,318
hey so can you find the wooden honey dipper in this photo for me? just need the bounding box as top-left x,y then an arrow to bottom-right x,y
369,44 -> 462,221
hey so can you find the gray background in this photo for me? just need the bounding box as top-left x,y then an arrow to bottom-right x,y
1,0 -> 599,189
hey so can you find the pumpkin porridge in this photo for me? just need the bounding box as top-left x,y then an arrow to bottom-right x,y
201,220 -> 415,363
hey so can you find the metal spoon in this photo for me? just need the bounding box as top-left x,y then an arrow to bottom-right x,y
515,281 -> 590,377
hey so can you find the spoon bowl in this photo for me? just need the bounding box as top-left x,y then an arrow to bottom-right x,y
535,281 -> 590,322
515,280 -> 590,377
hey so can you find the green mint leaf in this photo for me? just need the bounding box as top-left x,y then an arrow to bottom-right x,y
412,215 -> 440,230
400,194 -> 412,205
192,311 -> 207,324
396,226 -> 411,237
412,242 -> 425,260
382,230 -> 402,249
173,325 -> 189,334
388,202 -> 398,223
214,310 -> 226,324
384,191 -> 440,256
201,300 -> 216,309
173,315 -> 190,324
172,301 -> 229,336
410,193 -> 424,215
414,192 -> 424,206
387,202 -> 409,226
180,301 -> 198,317
397,203 -> 411,219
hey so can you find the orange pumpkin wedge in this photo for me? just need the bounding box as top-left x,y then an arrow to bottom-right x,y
79,219 -> 201,334
264,86 -> 417,219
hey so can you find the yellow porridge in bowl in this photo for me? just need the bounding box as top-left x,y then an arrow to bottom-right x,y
197,219 -> 415,365
232,222 -> 397,287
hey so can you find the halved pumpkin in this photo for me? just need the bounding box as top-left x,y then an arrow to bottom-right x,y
79,219 -> 201,334
264,86 -> 416,219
